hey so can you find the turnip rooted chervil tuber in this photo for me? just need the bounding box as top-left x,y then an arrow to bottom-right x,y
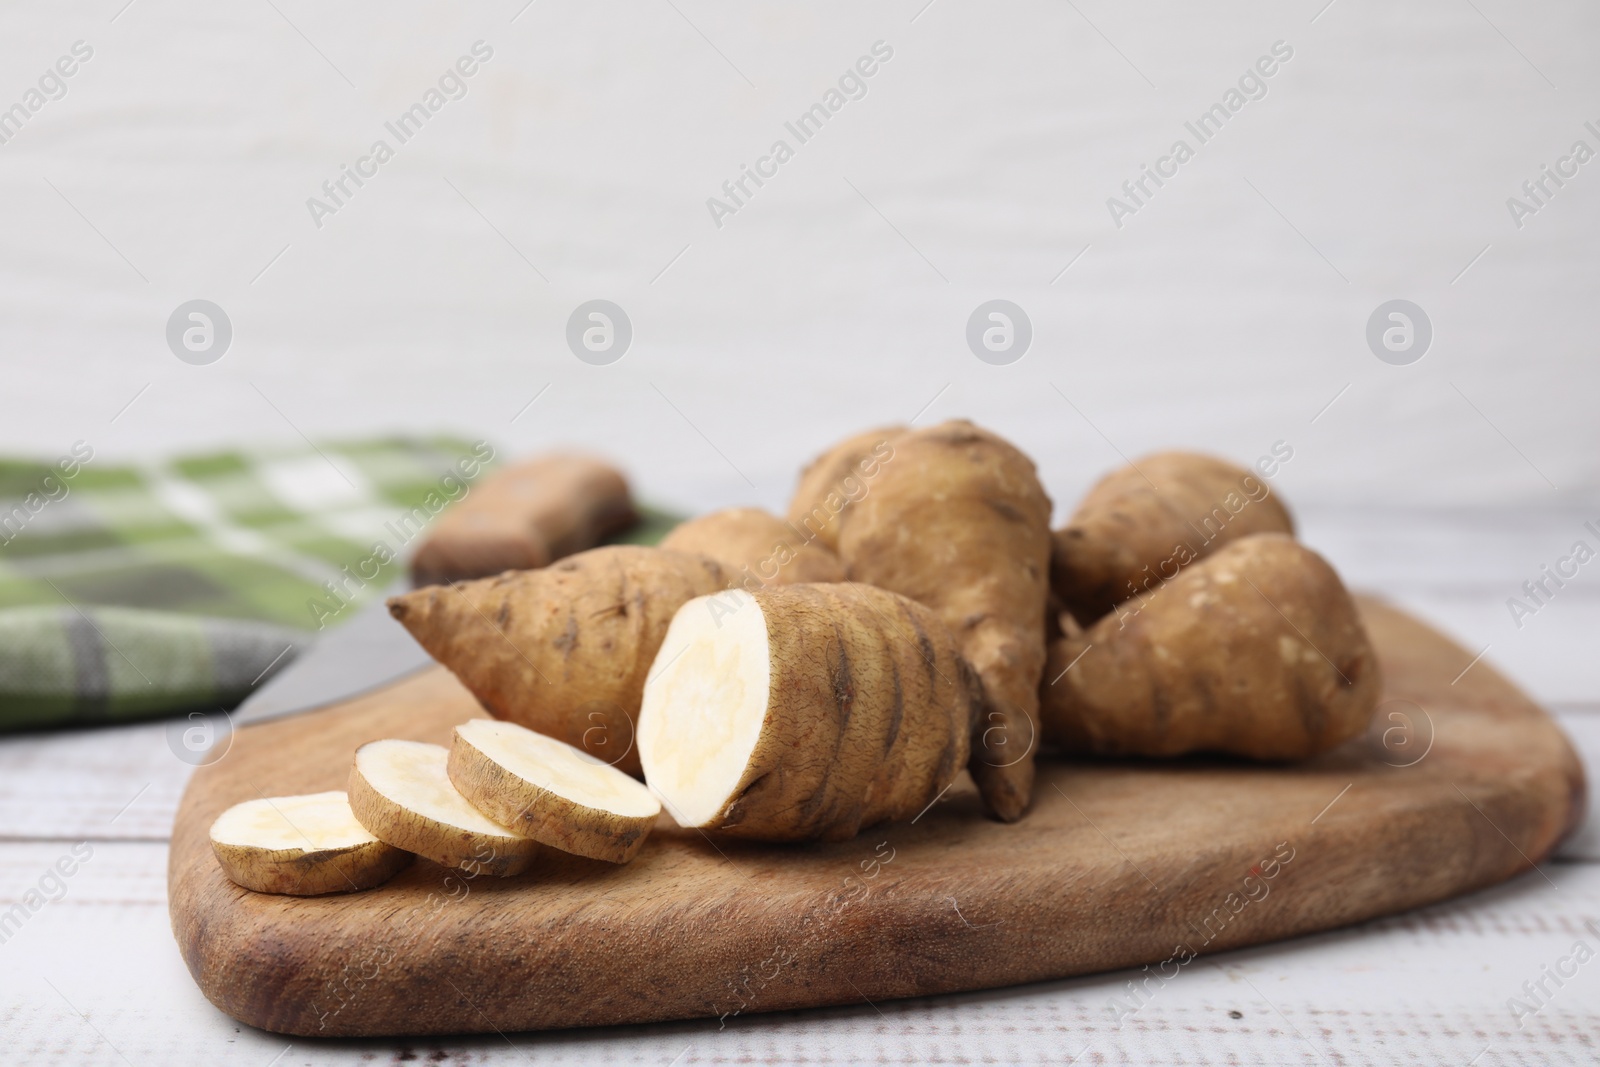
637,583 -> 979,842
389,545 -> 730,777
795,420 -> 1053,822
1051,450 -> 1295,625
1040,533 -> 1381,760
660,506 -> 845,588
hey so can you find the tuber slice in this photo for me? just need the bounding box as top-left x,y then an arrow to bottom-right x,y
209,790 -> 411,896
1040,533 -> 1380,760
349,739 -> 538,876
1051,451 -> 1295,625
637,583 -> 978,842
448,719 -> 661,864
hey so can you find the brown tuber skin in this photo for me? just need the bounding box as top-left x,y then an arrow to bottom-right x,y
389,545 -> 729,777
660,507 -> 845,588
786,426 -> 903,553
447,722 -> 659,864
210,837 -> 410,896
1040,533 -> 1381,760
643,583 -> 980,842
818,420 -> 1053,822
1051,451 -> 1294,625
209,793 -> 413,896
724,584 -> 979,841
410,453 -> 637,587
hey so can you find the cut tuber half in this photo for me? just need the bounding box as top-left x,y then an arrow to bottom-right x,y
638,583 -> 977,842
209,790 -> 411,896
349,738 -> 538,876
448,719 -> 661,864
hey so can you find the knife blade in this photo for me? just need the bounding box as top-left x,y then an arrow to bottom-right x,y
232,582 -> 433,727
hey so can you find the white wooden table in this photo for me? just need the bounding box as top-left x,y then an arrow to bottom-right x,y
2,508 -> 1595,1065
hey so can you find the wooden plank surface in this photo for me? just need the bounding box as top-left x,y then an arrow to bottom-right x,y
5,844 -> 1600,1065
0,720 -> 187,843
161,597 -> 1583,1037
2,744 -> 1596,1064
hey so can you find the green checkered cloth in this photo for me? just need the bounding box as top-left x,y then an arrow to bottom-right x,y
0,436 -> 497,732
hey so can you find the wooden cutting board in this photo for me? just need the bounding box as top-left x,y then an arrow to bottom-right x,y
167,597 -> 1585,1037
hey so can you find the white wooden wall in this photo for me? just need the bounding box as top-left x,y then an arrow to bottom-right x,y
1,1 -> 1595,515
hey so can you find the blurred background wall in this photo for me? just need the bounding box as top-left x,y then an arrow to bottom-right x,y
2,1 -> 1596,693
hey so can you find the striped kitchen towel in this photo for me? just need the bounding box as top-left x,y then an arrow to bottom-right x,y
0,436 -> 496,731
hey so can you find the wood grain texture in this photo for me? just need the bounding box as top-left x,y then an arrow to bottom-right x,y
166,598 -> 1585,1038
8,860 -> 1600,1067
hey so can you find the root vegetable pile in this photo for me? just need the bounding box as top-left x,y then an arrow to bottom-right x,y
211,431 -> 1385,897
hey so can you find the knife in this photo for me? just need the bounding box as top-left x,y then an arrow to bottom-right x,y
231,582 -> 433,727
